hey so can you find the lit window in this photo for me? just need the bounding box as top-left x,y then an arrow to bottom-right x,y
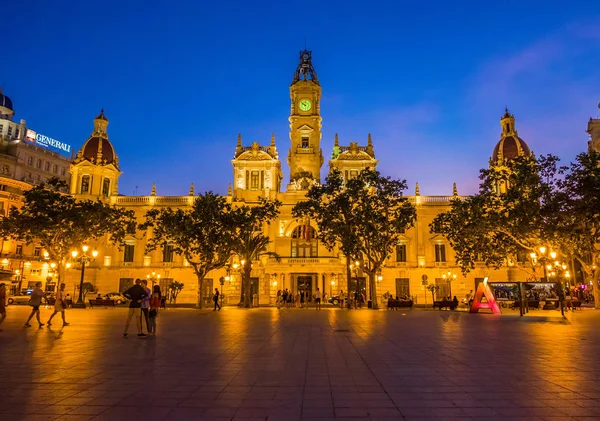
250,171 -> 259,190
435,244 -> 446,262
81,175 -> 90,193
34,247 -> 41,257
301,137 -> 309,148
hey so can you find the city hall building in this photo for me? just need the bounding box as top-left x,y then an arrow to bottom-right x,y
1,52 -> 599,306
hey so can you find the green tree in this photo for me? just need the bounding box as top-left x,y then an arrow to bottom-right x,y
230,199 -> 281,307
294,169 -> 416,309
293,170 -> 362,302
168,281 -> 184,303
555,151 -> 600,308
426,284 -> 440,305
0,178 -> 136,283
348,170 -> 416,309
431,155 -> 561,276
81,282 -> 96,301
140,192 -> 236,308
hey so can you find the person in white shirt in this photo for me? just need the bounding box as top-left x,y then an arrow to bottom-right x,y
47,283 -> 69,327
315,287 -> 322,310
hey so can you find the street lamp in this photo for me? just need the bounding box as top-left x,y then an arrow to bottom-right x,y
71,244 -> 99,308
441,271 -> 457,299
146,271 -> 161,286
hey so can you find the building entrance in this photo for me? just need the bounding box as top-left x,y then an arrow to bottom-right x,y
297,276 -> 313,300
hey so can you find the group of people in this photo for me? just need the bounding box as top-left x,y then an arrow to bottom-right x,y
123,278 -> 162,338
275,288 -> 323,309
338,289 -> 366,309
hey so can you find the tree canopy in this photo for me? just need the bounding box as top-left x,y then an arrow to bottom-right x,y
0,178 -> 136,281
431,155 -> 561,277
230,199 -> 281,307
294,169 -> 416,308
140,192 -> 236,308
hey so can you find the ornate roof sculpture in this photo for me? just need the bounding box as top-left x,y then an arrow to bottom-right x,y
73,109 -> 119,169
331,133 -> 376,161
491,108 -> 531,164
234,133 -> 279,161
292,50 -> 319,85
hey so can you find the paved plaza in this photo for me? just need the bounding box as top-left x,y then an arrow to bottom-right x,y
0,306 -> 599,421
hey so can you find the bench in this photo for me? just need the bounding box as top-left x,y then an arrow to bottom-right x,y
433,301 -> 457,310
387,300 -> 413,310
88,299 -> 116,308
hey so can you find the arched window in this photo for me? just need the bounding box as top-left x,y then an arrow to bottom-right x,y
102,178 -> 111,197
291,225 -> 317,258
81,175 -> 90,194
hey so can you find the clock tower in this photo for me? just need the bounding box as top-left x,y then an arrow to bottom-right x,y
287,50 -> 324,188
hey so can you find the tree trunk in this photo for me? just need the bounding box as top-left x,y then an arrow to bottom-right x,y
345,258 -> 352,308
196,275 -> 205,309
242,266 -> 252,308
368,272 -> 378,309
594,268 -> 600,310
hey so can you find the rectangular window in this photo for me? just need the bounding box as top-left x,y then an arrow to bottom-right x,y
0,201 -> 4,216
27,156 -> 33,166
435,278 -> 451,299
61,168 -> 66,176
53,164 -> 58,174
7,126 -> 12,136
396,244 -> 407,262
395,278 -> 410,298
0,125 -> 3,134
123,244 -> 135,262
119,278 -> 134,293
33,247 -> 41,257
435,244 -> 446,262
250,171 -> 259,190
16,244 -> 23,255
162,244 -> 174,262
36,159 -> 42,169
301,136 -> 309,148
44,162 -> 50,171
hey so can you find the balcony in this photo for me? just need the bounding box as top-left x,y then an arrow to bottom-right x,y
296,146 -> 314,154
435,262 -> 448,267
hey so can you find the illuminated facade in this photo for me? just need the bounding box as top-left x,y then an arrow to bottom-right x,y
3,54 -> 597,305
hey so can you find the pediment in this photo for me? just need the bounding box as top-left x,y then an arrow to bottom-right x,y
429,234 -> 447,243
236,149 -> 273,161
297,124 -> 314,133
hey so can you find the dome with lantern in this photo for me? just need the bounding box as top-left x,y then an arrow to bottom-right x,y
73,109 -> 119,169
491,108 -> 531,164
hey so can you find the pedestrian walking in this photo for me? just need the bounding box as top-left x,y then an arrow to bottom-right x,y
300,290 -> 305,308
0,283 -> 6,331
315,287 -> 321,310
141,280 -> 152,333
148,285 -> 161,335
276,289 -> 282,309
25,282 -> 46,327
47,283 -> 69,327
340,290 -> 345,309
123,279 -> 148,338
213,288 -> 221,311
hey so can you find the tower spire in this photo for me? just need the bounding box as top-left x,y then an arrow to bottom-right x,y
271,133 -> 276,147
292,50 -> 319,84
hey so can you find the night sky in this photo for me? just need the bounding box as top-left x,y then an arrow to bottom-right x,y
3,0 -> 599,197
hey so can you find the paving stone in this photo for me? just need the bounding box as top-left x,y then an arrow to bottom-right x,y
0,306 -> 599,420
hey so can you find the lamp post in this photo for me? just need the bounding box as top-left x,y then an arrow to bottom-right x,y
441,270 -> 457,299
349,260 -> 360,308
71,244 -> 98,308
146,271 -> 161,287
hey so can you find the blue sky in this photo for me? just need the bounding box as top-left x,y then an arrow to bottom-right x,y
3,0 -> 599,196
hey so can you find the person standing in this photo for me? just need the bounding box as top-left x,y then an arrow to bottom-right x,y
123,279 -> 148,338
300,290 -> 305,308
340,290 -> 345,309
0,283 -> 6,331
315,287 -> 321,310
140,280 -> 152,333
47,283 -> 69,327
276,289 -> 281,309
213,288 -> 221,311
148,285 -> 161,335
25,282 -> 45,327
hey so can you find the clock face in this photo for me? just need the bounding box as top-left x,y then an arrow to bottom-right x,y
299,99 -> 312,112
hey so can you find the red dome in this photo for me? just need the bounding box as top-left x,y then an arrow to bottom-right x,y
492,135 -> 531,163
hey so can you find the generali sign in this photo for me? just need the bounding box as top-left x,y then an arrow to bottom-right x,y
26,129 -> 71,154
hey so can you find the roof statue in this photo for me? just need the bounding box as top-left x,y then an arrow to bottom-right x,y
415,182 -> 420,196
292,50 -> 319,85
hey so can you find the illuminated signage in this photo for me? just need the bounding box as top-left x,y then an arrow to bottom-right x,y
25,129 -> 71,154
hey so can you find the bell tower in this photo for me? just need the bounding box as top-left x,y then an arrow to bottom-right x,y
287,50 -> 324,188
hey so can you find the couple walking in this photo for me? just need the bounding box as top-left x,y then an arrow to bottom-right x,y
23,282 -> 69,328
123,279 -> 162,338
